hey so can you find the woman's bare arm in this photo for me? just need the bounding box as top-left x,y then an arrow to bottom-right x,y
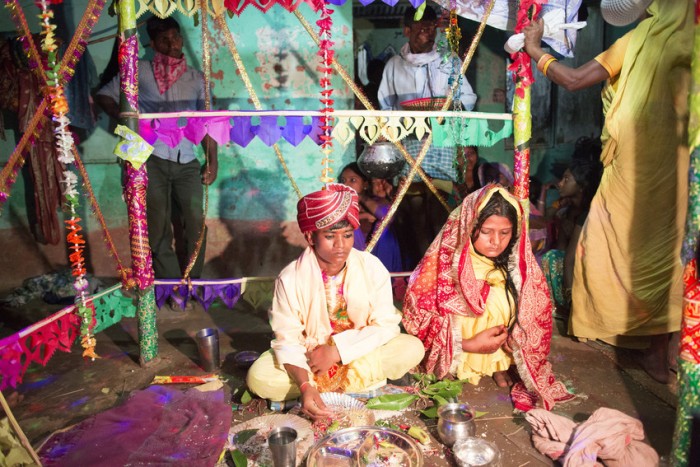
523,19 -> 610,92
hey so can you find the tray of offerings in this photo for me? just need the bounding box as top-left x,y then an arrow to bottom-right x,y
227,414 -> 314,466
306,426 -> 423,466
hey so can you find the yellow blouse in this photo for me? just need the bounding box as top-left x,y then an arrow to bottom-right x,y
454,246 -> 514,384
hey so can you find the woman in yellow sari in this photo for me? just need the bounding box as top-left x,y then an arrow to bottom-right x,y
524,0 -> 692,382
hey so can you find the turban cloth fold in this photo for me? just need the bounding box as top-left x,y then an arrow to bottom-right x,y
296,183 -> 360,233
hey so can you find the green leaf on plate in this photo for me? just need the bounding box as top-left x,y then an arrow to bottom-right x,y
231,449 -> 247,467
365,393 -> 418,410
240,390 -> 252,404
474,410 -> 488,419
234,429 -> 259,445
421,380 -> 463,395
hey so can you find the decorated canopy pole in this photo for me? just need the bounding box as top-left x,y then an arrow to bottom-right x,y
117,0 -> 158,365
672,4 -> 700,465
510,0 -> 544,205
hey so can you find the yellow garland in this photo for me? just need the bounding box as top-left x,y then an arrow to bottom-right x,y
446,9 -> 461,55
440,0 -> 496,114
320,150 -> 334,184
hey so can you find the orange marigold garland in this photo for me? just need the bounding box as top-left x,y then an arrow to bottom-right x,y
37,0 -> 97,359
317,2 -> 335,185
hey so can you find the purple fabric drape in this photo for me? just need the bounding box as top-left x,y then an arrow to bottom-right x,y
38,385 -> 232,467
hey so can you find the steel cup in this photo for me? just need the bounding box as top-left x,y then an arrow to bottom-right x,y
437,403 -> 476,447
195,328 -> 220,372
268,426 -> 297,467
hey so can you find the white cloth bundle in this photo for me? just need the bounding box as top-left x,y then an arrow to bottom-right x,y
504,9 -> 586,56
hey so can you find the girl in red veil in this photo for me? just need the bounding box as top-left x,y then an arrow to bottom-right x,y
402,185 -> 573,411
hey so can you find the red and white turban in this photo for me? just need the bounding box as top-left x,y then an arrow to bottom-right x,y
296,183 -> 360,233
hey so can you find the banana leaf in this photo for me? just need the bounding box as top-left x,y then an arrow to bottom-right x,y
231,449 -> 247,467
366,393 -> 419,410
421,380 -> 463,395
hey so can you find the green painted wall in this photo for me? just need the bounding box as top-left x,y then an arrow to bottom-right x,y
0,2 -> 355,222
0,2 -> 356,287
0,2 -> 617,288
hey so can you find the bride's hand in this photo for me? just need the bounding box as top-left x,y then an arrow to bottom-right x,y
462,325 -> 508,354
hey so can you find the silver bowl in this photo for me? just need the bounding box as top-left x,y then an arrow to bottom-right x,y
357,141 -> 405,179
453,437 -> 501,466
437,403 -> 476,447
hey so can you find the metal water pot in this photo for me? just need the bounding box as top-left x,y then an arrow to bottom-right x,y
357,141 -> 405,179
437,403 -> 476,447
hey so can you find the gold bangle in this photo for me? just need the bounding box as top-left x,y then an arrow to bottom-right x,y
542,57 -> 558,77
536,53 -> 553,71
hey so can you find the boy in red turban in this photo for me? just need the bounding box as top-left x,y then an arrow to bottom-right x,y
247,184 -> 424,420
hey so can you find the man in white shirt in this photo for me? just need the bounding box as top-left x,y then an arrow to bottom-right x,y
378,6 -> 476,112
378,5 -> 477,269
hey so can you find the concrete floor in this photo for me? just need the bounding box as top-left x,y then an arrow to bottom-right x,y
2,281 -> 679,466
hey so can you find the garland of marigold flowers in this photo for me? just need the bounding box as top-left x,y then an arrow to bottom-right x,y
37,0 -> 97,359
317,2 -> 335,185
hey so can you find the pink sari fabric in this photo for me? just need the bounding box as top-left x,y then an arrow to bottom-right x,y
525,407 -> 658,466
402,185 -> 574,411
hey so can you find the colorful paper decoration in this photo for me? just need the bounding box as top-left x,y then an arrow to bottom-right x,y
114,125 -> 154,170
0,285 -> 136,390
0,279 -> 249,391
131,0 -> 430,19
154,281 -> 243,311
